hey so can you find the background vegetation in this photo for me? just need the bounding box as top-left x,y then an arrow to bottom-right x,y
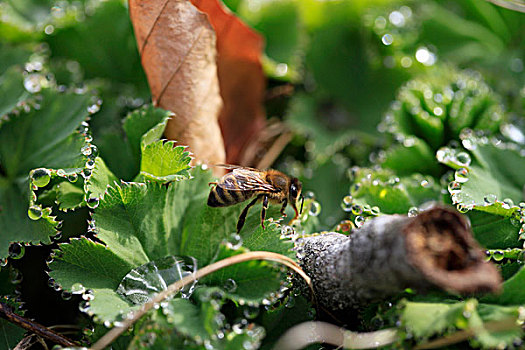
0,0 -> 524,349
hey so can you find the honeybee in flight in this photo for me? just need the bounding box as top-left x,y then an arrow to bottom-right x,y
207,165 -> 304,233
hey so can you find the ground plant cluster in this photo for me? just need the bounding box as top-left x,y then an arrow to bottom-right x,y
0,0 -> 524,349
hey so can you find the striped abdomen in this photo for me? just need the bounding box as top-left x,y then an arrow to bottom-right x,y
207,185 -> 254,207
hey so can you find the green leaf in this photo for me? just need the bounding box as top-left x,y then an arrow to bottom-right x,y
93,105 -> 170,181
139,141 -> 192,182
348,167 -> 442,215
0,318 -> 26,350
56,181 -> 85,211
381,137 -> 442,176
0,84 -> 93,258
86,156 -> 118,199
123,106 -> 171,163
438,137 -> 524,248
401,300 -> 522,348
0,67 -> 29,118
0,88 -> 91,180
483,266 -> 525,305
200,245 -> 283,303
50,169 -> 292,321
45,0 -> 148,89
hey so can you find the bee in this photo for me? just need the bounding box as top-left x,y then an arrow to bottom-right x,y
207,165 -> 304,233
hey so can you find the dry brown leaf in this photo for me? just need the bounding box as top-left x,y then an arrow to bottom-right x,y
128,0 -> 225,165
190,0 -> 267,165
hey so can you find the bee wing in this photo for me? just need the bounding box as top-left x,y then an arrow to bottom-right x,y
218,168 -> 278,192
215,164 -> 260,172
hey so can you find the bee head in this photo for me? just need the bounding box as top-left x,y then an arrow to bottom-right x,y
289,178 -> 304,217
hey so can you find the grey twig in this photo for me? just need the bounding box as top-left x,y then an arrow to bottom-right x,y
296,207 -> 502,310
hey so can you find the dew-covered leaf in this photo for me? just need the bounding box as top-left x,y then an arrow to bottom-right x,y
401,300 -> 522,348
380,68 -> 506,176
200,245 -> 283,303
0,84 -> 93,258
437,137 -> 525,247
116,256 -> 198,305
0,89 -> 90,179
138,141 -> 192,183
49,169 -> 292,322
347,167 -> 442,216
0,318 -> 26,350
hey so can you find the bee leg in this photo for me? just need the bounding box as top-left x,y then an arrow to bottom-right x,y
261,195 -> 269,230
237,196 -> 259,233
280,198 -> 288,217
208,182 -> 218,186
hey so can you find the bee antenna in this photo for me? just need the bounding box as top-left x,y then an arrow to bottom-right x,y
300,195 -> 304,214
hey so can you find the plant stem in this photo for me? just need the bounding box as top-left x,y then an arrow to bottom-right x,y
296,207 -> 502,310
90,251 -> 311,350
0,301 -> 78,348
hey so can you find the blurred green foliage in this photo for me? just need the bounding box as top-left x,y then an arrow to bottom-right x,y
0,0 -> 524,349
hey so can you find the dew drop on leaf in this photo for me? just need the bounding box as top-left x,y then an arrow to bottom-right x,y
28,205 -> 43,220
455,152 -> 471,167
86,196 -> 99,209
117,256 -> 198,304
61,291 -> 72,300
355,216 -> 365,228
23,74 -> 43,93
341,195 -> 353,212
81,145 -> 92,156
308,201 -> 321,216
408,207 -> 419,217
502,198 -> 514,209
223,278 -> 237,293
484,250 -> 492,262
9,268 -> 23,284
484,194 -> 497,205
351,204 -> 363,216
31,168 -> 51,187
8,243 -> 25,260
82,289 -> 95,301
492,250 -> 504,261
67,173 -> 78,183
87,103 -> 100,114
71,283 -> 86,295
227,233 -> 243,250
454,168 -> 469,183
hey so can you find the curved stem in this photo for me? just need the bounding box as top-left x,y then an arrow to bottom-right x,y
272,321 -> 398,350
91,251 -> 311,350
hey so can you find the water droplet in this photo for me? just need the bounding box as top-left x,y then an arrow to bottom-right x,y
227,233 -> 243,250
351,204 -> 363,216
61,291 -> 72,300
81,145 -> 92,156
0,258 -> 8,267
456,204 -> 470,213
341,195 -> 353,212
455,152 -> 471,167
492,250 -> 504,261
71,283 -> 86,295
31,168 -> 51,187
350,183 -> 361,194
308,201 -> 321,217
8,243 -> 25,260
223,278 -> 237,293
243,306 -> 260,319
484,194 -> 497,205
67,173 -> 78,183
86,196 -> 99,209
484,250 -> 492,262
454,168 -> 469,183
280,225 -> 294,239
381,34 -> 393,46
82,289 -> 95,301
86,159 -> 95,169
370,206 -> 380,215
9,269 -> 23,284
23,74 -> 43,93
408,207 -> 419,217
82,168 -> 92,178
502,198 -> 514,209
28,205 -> 43,220
87,103 -> 100,114
355,216 -> 365,228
